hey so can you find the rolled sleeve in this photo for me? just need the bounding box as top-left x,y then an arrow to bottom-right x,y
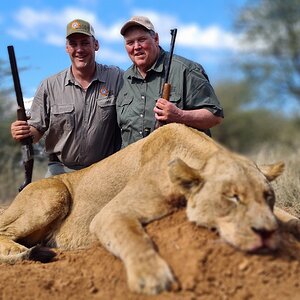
185,67 -> 224,118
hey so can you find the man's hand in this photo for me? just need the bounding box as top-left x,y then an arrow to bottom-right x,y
11,121 -> 42,143
11,120 -> 31,141
153,98 -> 183,123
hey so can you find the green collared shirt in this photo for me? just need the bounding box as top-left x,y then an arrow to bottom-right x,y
29,63 -> 124,168
116,48 -> 223,148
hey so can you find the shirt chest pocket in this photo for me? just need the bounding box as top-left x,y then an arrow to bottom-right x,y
116,95 -> 135,126
169,93 -> 182,109
51,104 -> 74,131
96,95 -> 116,120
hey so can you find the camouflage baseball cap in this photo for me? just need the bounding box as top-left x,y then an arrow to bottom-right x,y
66,19 -> 95,37
120,16 -> 155,36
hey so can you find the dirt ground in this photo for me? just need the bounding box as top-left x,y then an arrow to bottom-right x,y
0,209 -> 299,300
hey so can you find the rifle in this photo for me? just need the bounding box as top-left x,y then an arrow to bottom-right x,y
7,45 -> 34,192
153,28 -> 177,130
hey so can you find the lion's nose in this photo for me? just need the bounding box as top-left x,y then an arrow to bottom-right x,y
251,227 -> 276,240
251,226 -> 279,251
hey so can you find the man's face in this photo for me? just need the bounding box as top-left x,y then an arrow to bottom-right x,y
124,27 -> 159,75
66,34 -> 99,71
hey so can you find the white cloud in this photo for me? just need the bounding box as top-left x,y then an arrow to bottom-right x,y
44,34 -> 65,47
24,97 -> 34,111
129,9 -> 241,51
8,7 -> 97,46
8,6 -> 248,52
176,24 -> 241,50
8,6 -> 124,46
6,28 -> 29,40
96,22 -> 125,42
96,47 -> 129,66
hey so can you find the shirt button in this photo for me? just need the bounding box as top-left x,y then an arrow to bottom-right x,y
139,131 -> 143,135
140,114 -> 143,117
141,96 -> 145,100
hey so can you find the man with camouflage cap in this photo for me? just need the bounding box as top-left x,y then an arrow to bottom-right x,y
11,19 -> 123,177
117,16 -> 224,148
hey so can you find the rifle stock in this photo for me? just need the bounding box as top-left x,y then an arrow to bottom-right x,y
161,83 -> 171,101
7,45 -> 34,192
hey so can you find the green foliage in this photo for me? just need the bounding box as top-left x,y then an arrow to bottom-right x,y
235,0 -> 300,102
0,96 -> 47,203
0,57 -> 47,203
212,80 -> 300,153
0,96 -> 22,201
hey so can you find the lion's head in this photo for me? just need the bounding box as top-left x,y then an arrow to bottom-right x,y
168,153 -> 284,252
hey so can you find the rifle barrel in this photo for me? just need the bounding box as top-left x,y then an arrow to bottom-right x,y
164,28 -> 177,85
7,45 -> 24,110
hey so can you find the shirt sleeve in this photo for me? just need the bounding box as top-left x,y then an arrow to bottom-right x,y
116,68 -> 125,96
184,66 -> 224,118
28,80 -> 50,133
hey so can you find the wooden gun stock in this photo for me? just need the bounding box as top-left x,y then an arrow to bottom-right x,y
161,83 -> 171,101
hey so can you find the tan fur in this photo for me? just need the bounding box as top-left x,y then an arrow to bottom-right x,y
0,124 -> 298,294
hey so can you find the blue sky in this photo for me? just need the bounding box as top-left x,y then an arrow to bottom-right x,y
1,0 -> 247,100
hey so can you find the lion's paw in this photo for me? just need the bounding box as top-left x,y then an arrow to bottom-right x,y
0,237 -> 33,264
0,237 -> 28,256
126,252 -> 175,295
285,218 -> 300,240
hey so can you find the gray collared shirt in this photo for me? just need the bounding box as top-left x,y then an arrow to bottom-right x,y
29,63 -> 124,168
116,48 -> 223,148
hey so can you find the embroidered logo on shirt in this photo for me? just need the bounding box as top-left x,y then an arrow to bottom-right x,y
100,87 -> 109,96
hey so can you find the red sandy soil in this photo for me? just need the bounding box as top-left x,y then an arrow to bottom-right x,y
0,209 -> 299,300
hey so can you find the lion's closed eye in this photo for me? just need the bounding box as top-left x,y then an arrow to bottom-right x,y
224,194 -> 241,205
263,190 -> 275,207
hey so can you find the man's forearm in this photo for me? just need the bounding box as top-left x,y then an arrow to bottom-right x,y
30,126 -> 43,143
179,108 -> 222,129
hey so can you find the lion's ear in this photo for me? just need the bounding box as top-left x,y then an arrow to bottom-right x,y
168,158 -> 203,192
258,161 -> 285,182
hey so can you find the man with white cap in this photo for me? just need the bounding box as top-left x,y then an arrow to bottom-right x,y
117,16 -> 224,148
11,19 -> 123,177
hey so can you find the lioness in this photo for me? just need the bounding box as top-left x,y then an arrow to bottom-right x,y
0,124 -> 299,294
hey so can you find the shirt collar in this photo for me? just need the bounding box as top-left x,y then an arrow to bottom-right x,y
65,63 -> 107,86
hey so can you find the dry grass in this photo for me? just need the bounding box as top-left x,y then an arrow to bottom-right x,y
249,142 -> 300,218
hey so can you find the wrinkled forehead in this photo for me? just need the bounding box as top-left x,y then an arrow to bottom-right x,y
124,26 -> 153,39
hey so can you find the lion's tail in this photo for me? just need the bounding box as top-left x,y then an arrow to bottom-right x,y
0,245 -> 56,264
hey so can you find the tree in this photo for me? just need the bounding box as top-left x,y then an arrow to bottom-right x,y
235,0 -> 300,104
0,59 -> 47,202
211,80 -> 300,153
0,58 -> 16,149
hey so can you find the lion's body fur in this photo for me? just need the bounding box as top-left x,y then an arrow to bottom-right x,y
0,123 -> 298,294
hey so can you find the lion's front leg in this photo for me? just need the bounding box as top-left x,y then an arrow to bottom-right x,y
90,183 -> 175,295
